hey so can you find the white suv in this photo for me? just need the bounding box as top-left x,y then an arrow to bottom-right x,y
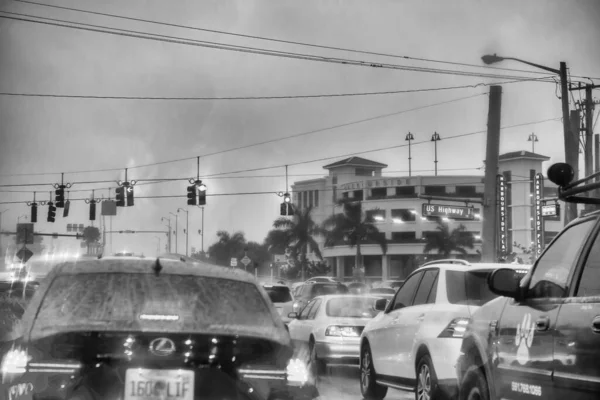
359,259 -> 530,400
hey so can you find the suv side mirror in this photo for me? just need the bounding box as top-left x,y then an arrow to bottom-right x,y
374,298 -> 387,311
488,268 -> 522,299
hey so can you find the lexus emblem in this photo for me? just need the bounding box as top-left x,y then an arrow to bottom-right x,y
149,338 -> 176,356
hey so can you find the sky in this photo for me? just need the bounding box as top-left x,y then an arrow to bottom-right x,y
1,0 -> 599,257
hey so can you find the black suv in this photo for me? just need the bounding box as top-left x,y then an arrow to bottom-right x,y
457,163 -> 600,400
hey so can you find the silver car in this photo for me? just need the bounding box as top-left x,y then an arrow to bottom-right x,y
287,295 -> 380,374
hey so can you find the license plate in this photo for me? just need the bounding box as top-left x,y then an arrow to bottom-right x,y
125,369 -> 194,400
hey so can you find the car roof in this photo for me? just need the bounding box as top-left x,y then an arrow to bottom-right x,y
46,257 -> 258,283
316,294 -> 381,301
415,261 -> 532,273
262,283 -> 290,288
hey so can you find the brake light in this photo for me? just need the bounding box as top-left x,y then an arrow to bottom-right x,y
325,326 -> 362,337
1,347 -> 30,376
438,318 -> 470,338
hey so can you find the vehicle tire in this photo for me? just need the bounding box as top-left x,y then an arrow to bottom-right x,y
459,367 -> 490,400
416,354 -> 444,400
360,343 -> 388,400
309,339 -> 326,377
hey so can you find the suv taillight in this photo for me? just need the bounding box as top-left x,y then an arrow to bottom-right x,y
438,317 -> 470,338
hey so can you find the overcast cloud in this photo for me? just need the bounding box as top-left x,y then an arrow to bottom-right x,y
1,0 -> 599,256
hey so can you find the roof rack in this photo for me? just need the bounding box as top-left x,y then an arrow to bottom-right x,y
548,163 -> 600,204
422,259 -> 471,267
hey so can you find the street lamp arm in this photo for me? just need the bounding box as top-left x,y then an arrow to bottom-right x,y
482,54 -> 559,74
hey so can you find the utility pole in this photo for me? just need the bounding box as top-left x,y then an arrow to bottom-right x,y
201,207 -> 204,253
568,110 -> 581,220
177,208 -> 189,256
481,86 -> 502,262
595,134 -> 600,199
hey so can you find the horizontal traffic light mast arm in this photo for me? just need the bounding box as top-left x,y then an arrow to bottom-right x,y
105,230 -> 169,234
417,194 -> 484,205
2,231 -> 82,238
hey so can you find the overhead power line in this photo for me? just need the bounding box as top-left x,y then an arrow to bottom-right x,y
0,116 -> 561,192
0,93 -> 486,177
0,78 -> 546,100
0,12 -> 562,83
12,0 -> 600,81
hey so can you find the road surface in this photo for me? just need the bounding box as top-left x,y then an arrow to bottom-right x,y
316,365 -> 413,400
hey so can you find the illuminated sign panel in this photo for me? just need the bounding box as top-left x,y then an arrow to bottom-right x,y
541,203 -> 560,217
497,175 -> 507,257
421,204 -> 475,219
534,173 -> 545,255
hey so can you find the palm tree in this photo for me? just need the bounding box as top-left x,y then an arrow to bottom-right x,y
322,200 -> 387,277
423,221 -> 475,258
272,206 -> 323,281
207,231 -> 246,266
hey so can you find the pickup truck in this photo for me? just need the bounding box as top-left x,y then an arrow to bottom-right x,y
457,162 -> 600,400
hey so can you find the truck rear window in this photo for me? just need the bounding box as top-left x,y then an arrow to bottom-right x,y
264,286 -> 292,303
445,270 -> 497,306
31,273 -> 276,338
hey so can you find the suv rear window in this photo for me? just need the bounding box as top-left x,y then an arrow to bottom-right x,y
312,284 -> 349,297
31,273 -> 276,337
446,270 -> 497,306
264,286 -> 292,303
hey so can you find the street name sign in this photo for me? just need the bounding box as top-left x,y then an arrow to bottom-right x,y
241,256 -> 251,267
230,258 -> 237,267
421,204 -> 474,220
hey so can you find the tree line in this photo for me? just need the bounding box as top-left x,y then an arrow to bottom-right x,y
192,200 -> 476,281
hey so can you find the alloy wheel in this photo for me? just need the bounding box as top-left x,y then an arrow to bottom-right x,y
417,363 -> 431,400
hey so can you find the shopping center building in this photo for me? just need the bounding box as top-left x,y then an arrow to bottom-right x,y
291,151 -> 564,282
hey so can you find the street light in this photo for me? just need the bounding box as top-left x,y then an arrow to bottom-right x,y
482,53 -> 574,222
431,132 -> 441,176
161,216 -> 171,252
169,212 -> 178,254
405,132 -> 415,176
154,236 -> 161,256
177,208 -> 189,256
528,133 -> 539,153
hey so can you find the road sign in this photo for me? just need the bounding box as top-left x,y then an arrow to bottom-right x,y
230,258 -> 238,267
421,203 -> 474,220
241,256 -> 251,266
16,223 -> 34,245
542,203 -> 560,217
16,247 -> 33,263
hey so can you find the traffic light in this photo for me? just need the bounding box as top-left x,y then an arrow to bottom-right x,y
31,203 -> 37,223
126,186 -> 134,206
47,202 -> 56,223
55,186 -> 65,208
90,201 -> 96,221
116,186 -> 125,207
187,185 -> 197,205
280,193 -> 293,216
198,183 -> 206,206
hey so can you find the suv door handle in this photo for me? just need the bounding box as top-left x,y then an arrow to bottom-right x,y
416,314 -> 425,322
536,316 -> 550,332
592,316 -> 600,334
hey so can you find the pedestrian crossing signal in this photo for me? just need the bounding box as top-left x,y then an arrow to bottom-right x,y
198,185 -> 206,206
31,203 -> 37,223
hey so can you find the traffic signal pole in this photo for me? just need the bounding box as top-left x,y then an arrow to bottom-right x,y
481,86 -> 502,262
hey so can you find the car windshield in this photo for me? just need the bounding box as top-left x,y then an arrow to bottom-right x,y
446,270 -> 498,306
326,297 -> 379,319
31,273 -> 276,338
264,286 -> 293,303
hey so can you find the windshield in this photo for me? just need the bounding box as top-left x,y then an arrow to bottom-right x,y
264,286 -> 293,303
326,297 -> 379,319
446,270 -> 498,306
31,273 -> 276,337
